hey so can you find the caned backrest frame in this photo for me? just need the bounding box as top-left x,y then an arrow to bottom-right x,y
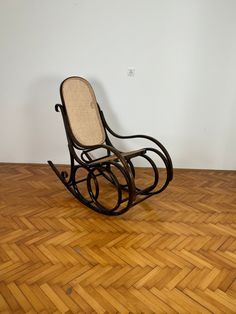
60,76 -> 106,148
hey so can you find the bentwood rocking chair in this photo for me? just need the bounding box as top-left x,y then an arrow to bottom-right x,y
48,76 -> 173,215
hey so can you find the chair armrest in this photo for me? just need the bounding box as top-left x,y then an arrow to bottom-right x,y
99,109 -> 173,178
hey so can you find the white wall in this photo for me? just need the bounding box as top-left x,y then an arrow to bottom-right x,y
1,0 -> 236,169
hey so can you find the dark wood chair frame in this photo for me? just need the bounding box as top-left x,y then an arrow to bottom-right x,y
48,77 -> 173,216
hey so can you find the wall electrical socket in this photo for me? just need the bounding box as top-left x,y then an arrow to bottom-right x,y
127,68 -> 135,77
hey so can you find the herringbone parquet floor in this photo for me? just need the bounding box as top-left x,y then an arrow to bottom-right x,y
0,164 -> 236,313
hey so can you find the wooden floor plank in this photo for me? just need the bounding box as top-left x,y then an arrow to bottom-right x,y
0,163 -> 236,313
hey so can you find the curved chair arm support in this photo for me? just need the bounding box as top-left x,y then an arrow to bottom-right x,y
99,109 -> 173,181
145,147 -> 172,193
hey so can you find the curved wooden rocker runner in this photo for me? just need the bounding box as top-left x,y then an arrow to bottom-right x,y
48,77 -> 173,215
